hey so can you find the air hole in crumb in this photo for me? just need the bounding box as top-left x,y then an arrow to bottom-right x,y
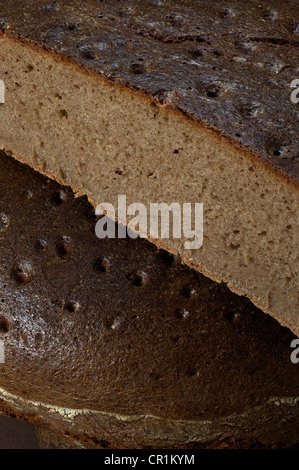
206,85 -> 221,98
187,368 -> 199,377
161,250 -> 181,267
130,63 -> 145,74
0,316 -> 9,334
230,243 -> 240,250
95,257 -> 110,273
134,274 -> 145,287
59,109 -> 68,119
64,301 -> 79,313
130,271 -> 148,287
67,22 -> 77,31
56,236 -> 73,258
52,190 -> 68,205
272,148 -> 283,157
182,285 -> 197,299
225,311 -> 241,322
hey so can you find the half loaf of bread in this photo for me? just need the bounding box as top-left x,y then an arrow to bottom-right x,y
0,151 -> 298,448
0,1 -> 298,334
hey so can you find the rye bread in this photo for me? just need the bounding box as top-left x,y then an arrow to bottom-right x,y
0,1 -> 298,334
0,151 -> 298,449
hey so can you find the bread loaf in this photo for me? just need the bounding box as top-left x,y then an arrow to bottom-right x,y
0,151 -> 298,448
0,1 -> 298,334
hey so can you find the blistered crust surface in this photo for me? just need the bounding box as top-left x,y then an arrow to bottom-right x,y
0,0 -> 298,183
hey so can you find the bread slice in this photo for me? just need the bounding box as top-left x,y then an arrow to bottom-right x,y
0,151 -> 298,449
0,1 -> 298,334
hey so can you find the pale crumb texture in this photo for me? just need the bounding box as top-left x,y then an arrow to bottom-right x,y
0,38 -> 298,334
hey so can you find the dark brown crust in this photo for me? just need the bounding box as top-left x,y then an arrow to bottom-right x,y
1,402 -> 298,449
0,151 -> 298,448
0,0 -> 298,185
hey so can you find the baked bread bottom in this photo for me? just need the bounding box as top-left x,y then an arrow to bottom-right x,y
0,152 -> 298,448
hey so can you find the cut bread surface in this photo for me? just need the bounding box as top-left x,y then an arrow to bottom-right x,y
0,0 -> 298,334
